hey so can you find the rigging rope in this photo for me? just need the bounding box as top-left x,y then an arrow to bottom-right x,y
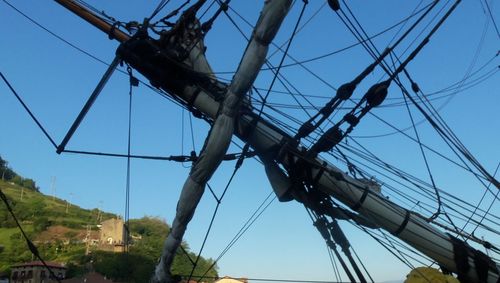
151,0 -> 192,26
399,69 -> 444,221
4,0 -> 499,280
466,162 -> 500,241
266,2 -> 327,61
335,147 -> 500,240
73,0 -> 120,25
0,71 -> 57,148
223,3 -> 318,120
251,51 -> 497,111
188,5 -> 308,282
197,193 -> 276,281
291,0 -> 439,158
186,144 -> 250,283
224,1 -> 338,92
124,66 -> 138,253
207,2 -> 436,75
483,0 -> 500,39
1,64 -> 209,163
402,76 -> 500,193
180,0 -> 231,59
2,0 -> 114,67
330,194 -> 435,268
336,139 -> 500,225
304,203 -> 366,283
334,0 -> 500,193
0,189 -> 63,283
148,0 -> 172,21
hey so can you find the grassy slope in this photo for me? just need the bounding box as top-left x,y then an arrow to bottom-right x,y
0,179 -> 115,273
0,179 -> 115,225
0,227 -> 18,254
0,180 -> 219,281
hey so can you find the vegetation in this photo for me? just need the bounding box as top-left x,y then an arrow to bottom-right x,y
0,155 -> 218,282
129,217 -> 218,282
0,178 -> 111,274
0,156 -> 38,191
74,217 -> 219,282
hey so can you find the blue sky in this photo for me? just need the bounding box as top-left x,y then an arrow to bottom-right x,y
1,0 -> 499,282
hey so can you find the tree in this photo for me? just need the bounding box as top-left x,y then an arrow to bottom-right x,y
171,248 -> 218,281
127,217 -> 218,281
22,178 -> 38,191
1,168 -> 15,181
129,216 -> 169,238
0,156 -> 7,173
0,156 -> 15,181
93,251 -> 156,282
0,156 -> 37,188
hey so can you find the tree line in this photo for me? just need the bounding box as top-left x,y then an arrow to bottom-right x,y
0,155 -> 39,191
66,217 -> 219,282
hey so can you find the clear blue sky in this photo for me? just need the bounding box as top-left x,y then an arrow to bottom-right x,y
0,0 -> 498,282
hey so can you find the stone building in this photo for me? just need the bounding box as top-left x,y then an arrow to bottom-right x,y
10,261 -> 66,283
99,218 -> 126,252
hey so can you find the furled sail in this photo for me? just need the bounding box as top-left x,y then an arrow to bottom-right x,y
151,1 -> 292,282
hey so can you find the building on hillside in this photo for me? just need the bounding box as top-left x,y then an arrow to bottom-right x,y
61,272 -> 124,283
99,218 -> 126,252
10,261 -> 66,283
214,276 -> 248,283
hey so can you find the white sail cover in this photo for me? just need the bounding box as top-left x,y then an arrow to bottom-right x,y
152,1 -> 293,282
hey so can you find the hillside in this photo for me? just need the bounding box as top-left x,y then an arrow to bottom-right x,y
0,178 -> 116,273
0,174 -> 218,281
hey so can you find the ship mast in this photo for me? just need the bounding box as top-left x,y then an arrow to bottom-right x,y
53,1 -> 500,282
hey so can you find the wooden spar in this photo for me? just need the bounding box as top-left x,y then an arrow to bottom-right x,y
53,0 -> 130,43
54,1 -> 500,282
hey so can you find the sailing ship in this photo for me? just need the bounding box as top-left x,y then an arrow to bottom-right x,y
1,0 -> 498,282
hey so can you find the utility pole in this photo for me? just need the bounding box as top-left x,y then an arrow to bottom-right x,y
85,224 -> 91,255
20,186 -> 24,201
50,176 -> 56,201
66,192 -> 73,214
96,200 -> 103,222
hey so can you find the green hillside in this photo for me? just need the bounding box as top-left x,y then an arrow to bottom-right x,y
0,178 -> 116,273
0,179 -> 115,228
0,156 -> 218,282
